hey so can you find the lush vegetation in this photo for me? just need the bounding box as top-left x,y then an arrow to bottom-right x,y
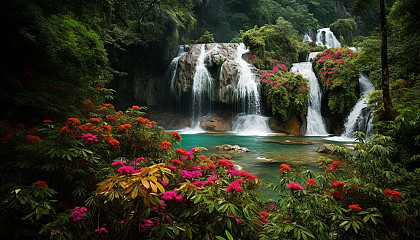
312,48 -> 360,122
261,65 -> 309,122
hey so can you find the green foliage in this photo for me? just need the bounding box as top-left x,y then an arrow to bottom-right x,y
330,18 -> 358,46
262,134 -> 420,239
278,0 -> 318,35
312,48 -> 360,121
261,68 -> 309,122
243,18 -> 299,68
194,31 -> 215,44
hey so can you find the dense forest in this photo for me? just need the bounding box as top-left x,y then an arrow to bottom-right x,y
0,0 -> 419,239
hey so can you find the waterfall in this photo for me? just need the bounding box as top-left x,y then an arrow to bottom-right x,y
342,73 -> 374,137
191,45 -> 217,128
231,43 -> 271,135
316,28 -> 341,49
233,43 -> 261,114
291,61 -> 329,136
169,45 -> 188,92
306,52 -> 319,62
303,33 -> 312,43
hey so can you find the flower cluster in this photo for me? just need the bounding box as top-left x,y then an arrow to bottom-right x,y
81,133 -> 98,143
69,206 -> 87,221
287,182 -> 304,190
348,204 -> 362,211
226,180 -> 244,193
94,227 -> 108,233
383,189 -> 402,201
34,180 -> 48,188
280,164 -> 291,173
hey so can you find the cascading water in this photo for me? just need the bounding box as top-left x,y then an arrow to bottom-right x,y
341,73 -> 374,138
189,44 -> 216,131
303,33 -> 312,43
231,43 -> 271,135
291,61 -> 329,136
168,45 -> 188,92
316,28 -> 341,49
306,52 -> 319,62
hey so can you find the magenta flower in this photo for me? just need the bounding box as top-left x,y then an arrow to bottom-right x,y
192,181 -> 204,187
287,182 -> 304,190
226,180 -> 243,193
272,65 -> 279,73
69,206 -> 87,221
94,227 -> 108,233
117,165 -> 135,175
181,170 -> 202,179
111,160 -> 125,167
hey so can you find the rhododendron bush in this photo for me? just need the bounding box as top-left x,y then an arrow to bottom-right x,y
312,48 -> 360,122
0,103 -> 263,239
261,65 -> 309,122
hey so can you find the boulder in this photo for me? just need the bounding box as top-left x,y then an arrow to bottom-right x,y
316,143 -> 334,153
214,144 -> 250,152
200,115 -> 232,132
210,153 -> 233,161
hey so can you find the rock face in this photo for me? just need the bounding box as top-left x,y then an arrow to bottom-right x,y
210,154 -> 233,161
215,144 -> 250,153
316,143 -> 334,153
174,43 -> 258,103
200,115 -> 233,132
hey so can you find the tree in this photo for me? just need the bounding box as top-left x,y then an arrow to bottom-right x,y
352,0 -> 397,121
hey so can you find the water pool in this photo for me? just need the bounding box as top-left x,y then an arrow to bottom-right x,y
176,133 -> 348,199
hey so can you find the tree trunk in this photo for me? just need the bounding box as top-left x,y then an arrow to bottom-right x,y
380,0 -> 397,121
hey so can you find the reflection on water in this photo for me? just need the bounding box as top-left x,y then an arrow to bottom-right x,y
177,133 -> 348,199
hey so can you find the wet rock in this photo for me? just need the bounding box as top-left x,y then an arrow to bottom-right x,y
214,144 -> 250,152
200,115 -> 232,132
316,143 -> 334,153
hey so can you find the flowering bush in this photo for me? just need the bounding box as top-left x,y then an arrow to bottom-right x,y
261,65 -> 309,122
261,134 -> 420,239
312,48 -> 360,122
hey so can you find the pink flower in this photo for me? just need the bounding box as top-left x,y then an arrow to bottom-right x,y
111,160 -> 125,167
272,65 -> 279,73
281,64 -> 287,71
287,182 -> 304,190
94,227 -> 108,233
117,165 -> 135,175
226,180 -> 243,193
192,181 -> 204,187
69,206 -> 87,221
204,176 -> 219,186
181,170 -> 202,179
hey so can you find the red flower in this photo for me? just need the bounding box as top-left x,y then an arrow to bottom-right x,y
137,117 -> 149,124
132,105 -> 140,110
106,115 -> 117,122
26,135 -> 41,141
118,124 -> 132,131
82,100 -> 92,106
171,131 -> 182,142
348,204 -> 362,211
43,120 -> 52,124
34,180 -> 48,188
161,141 -> 172,151
89,118 -> 101,123
100,125 -> 112,132
280,164 -> 291,173
332,180 -> 345,187
260,211 -> 268,218
102,103 -> 114,109
383,189 -> 402,201
66,118 -> 81,126
307,178 -> 316,186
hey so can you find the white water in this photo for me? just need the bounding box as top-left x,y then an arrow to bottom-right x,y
303,33 -> 312,42
306,52 -> 319,62
291,62 -> 329,136
231,44 -> 271,135
233,43 -> 261,114
232,114 -> 271,136
169,45 -> 188,92
191,45 -> 216,127
316,28 -> 341,49
326,73 -> 374,142
342,73 -> 374,137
